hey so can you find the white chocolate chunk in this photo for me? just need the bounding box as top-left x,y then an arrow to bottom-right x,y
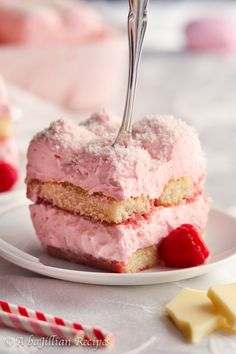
165,288 -> 223,343
208,283 -> 236,329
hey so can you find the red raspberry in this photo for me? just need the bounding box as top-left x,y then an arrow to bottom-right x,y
159,224 -> 209,268
0,161 -> 18,192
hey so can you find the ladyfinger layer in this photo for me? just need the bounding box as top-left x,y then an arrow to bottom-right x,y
27,176 -> 201,224
47,245 -> 158,273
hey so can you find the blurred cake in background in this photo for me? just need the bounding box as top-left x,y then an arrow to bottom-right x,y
0,0 -> 126,112
0,75 -> 18,193
0,0 -> 107,45
185,18 -> 236,53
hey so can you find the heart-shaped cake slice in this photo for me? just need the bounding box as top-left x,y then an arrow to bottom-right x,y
26,111 -> 210,273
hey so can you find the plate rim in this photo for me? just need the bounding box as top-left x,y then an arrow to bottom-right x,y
0,201 -> 236,285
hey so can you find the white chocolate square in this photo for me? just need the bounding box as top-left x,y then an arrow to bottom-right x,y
165,288 -> 223,343
208,283 -> 236,329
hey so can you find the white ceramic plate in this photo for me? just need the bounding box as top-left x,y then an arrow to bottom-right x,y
0,201 -> 236,286
0,188 -> 25,206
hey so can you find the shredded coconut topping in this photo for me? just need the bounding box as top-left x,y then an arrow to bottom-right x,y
34,118 -> 95,152
31,112 -> 205,172
80,109 -> 119,137
132,115 -> 202,161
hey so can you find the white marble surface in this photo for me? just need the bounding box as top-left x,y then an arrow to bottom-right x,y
0,259 -> 236,354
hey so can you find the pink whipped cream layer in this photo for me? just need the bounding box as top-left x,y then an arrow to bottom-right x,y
30,194 -> 210,263
26,112 -> 206,201
0,0 -> 108,45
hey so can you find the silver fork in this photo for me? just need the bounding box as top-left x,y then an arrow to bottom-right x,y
113,0 -> 149,146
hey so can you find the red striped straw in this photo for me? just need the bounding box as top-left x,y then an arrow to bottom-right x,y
0,300 -> 113,347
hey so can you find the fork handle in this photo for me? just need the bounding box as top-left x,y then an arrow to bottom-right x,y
113,0 -> 149,146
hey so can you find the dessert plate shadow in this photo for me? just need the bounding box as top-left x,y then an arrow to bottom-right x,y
0,201 -> 236,286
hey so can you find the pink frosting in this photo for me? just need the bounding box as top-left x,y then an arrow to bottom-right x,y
0,0 -> 109,45
80,110 -> 120,136
26,113 -> 206,201
30,194 -> 210,263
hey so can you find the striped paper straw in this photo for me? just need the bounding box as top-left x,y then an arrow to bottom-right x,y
0,300 -> 113,347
